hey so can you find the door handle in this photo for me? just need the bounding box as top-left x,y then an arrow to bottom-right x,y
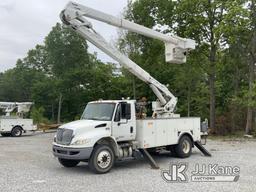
130,126 -> 133,133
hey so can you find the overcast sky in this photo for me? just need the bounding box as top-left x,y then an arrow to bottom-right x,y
0,0 -> 128,72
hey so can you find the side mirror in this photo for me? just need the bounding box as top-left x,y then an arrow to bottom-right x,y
201,119 -> 208,133
118,118 -> 128,126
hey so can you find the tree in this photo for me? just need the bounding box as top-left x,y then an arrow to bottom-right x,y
119,0 -> 250,132
43,23 -> 92,121
173,0 -> 243,130
245,0 -> 256,134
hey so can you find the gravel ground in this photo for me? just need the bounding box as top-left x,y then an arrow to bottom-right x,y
0,132 -> 256,192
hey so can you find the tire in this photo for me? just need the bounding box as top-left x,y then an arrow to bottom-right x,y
58,158 -> 80,167
175,135 -> 192,158
11,126 -> 23,137
89,144 -> 115,174
1,133 -> 11,137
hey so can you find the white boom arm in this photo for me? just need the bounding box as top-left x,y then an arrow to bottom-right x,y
60,2 -> 196,116
0,102 -> 33,116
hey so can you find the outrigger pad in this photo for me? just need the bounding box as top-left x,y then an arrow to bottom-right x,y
139,148 -> 160,169
194,141 -> 212,157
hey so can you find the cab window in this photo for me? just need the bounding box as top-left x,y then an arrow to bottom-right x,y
114,103 -> 131,121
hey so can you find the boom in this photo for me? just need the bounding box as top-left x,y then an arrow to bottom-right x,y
60,2 -> 196,117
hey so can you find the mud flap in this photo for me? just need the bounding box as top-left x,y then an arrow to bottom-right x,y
194,141 -> 212,157
139,148 -> 159,169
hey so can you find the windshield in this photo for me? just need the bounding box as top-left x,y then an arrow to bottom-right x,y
81,103 -> 116,121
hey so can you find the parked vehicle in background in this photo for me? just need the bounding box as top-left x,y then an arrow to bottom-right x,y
0,102 -> 36,137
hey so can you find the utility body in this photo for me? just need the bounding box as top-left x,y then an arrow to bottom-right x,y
0,102 -> 36,137
53,2 -> 210,174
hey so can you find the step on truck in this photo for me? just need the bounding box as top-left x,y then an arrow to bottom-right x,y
52,2 -> 211,174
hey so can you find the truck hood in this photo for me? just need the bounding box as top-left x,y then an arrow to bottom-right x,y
59,119 -> 109,133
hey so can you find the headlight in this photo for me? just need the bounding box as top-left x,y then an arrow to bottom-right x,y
53,135 -> 57,142
71,139 -> 91,145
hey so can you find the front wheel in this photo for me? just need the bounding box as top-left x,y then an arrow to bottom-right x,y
11,126 -> 23,137
58,158 -> 80,167
175,135 -> 192,158
89,144 -> 114,174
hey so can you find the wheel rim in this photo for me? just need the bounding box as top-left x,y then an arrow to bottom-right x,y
182,140 -> 190,154
97,150 -> 111,169
14,128 -> 21,136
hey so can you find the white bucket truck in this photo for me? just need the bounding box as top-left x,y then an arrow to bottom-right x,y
0,102 -> 36,137
53,2 -> 210,174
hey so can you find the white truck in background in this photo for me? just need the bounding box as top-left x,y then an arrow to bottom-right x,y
0,102 -> 36,137
53,2 -> 210,174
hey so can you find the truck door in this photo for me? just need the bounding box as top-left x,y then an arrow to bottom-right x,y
112,102 -> 135,141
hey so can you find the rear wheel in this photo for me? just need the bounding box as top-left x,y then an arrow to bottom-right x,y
89,144 -> 114,174
175,135 -> 192,158
58,158 -> 80,167
11,126 -> 23,137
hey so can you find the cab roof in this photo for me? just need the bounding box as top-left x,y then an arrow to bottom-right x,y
89,100 -> 136,104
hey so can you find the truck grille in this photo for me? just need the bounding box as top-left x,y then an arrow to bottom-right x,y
56,128 -> 73,145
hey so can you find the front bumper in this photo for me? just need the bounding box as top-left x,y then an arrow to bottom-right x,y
53,145 -> 93,160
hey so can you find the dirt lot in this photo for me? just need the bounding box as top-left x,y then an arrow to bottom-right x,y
0,132 -> 256,192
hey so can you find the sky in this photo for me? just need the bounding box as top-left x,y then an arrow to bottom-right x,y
0,0 -> 128,72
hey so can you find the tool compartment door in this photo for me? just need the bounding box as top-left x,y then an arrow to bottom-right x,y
136,120 -> 156,148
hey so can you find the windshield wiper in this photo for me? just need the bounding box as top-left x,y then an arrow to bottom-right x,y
84,117 -> 108,121
83,117 -> 98,120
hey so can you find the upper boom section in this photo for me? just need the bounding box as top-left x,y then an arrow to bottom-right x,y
61,2 -> 195,64
60,2 -> 196,116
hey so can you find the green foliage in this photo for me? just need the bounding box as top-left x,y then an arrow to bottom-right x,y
31,107 -> 48,124
117,0 -> 254,134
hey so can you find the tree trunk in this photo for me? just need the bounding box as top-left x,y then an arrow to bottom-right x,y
51,103 -> 55,122
245,108 -> 253,134
57,93 -> 62,124
245,59 -> 255,135
246,0 -> 256,135
209,72 -> 215,130
187,85 -> 191,117
209,45 -> 216,130
207,1 -> 217,131
231,61 -> 240,132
